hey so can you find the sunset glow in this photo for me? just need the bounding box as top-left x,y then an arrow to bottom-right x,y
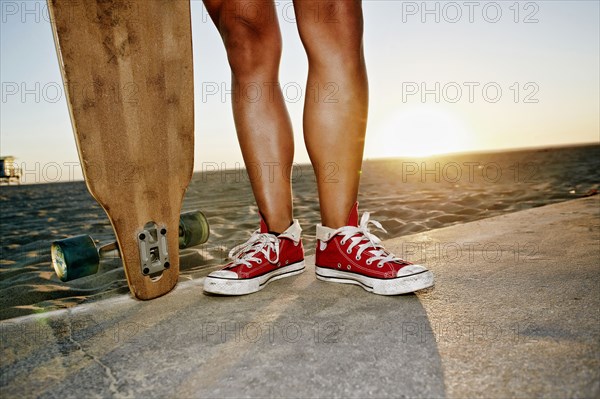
368,106 -> 471,158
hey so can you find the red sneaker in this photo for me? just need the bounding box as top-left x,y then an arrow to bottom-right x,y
203,217 -> 305,295
315,203 -> 434,295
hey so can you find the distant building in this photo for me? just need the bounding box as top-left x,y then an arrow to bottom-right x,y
0,156 -> 21,184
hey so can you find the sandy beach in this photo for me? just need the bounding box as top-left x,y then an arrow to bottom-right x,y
0,144 -> 598,320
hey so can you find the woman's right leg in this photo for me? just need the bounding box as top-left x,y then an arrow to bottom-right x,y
203,0 -> 295,233
202,0 -> 306,296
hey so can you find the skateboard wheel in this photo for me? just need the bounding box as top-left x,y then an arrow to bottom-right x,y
51,235 -> 100,282
179,210 -> 210,249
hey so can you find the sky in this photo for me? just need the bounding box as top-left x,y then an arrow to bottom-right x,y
1,0 -> 599,183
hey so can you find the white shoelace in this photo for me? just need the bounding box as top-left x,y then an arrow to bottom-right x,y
325,212 -> 405,268
227,231 -> 280,268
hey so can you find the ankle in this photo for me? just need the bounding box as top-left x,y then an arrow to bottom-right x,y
320,218 -> 347,229
320,201 -> 359,229
260,212 -> 293,234
270,220 -> 294,234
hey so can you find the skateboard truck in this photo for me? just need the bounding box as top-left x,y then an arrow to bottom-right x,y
51,210 -> 210,282
138,224 -> 170,276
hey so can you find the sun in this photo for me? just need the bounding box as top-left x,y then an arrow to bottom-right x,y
367,105 -> 471,158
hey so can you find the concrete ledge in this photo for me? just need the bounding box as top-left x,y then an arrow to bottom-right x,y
388,195 -> 600,398
1,197 -> 598,398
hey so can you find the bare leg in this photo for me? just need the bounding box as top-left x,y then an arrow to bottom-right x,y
293,0 -> 368,228
203,0 -> 294,233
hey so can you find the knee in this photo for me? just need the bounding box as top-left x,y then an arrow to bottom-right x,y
218,13 -> 282,78
297,1 -> 364,67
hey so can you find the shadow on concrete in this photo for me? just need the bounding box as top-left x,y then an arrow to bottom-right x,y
1,260 -> 445,398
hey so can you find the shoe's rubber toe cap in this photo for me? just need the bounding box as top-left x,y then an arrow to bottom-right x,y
397,264 -> 428,277
208,270 -> 239,279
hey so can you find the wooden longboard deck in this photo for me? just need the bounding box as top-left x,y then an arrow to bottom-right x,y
48,0 -> 194,299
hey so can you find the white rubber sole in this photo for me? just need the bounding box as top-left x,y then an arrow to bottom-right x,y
315,266 -> 434,295
203,261 -> 305,295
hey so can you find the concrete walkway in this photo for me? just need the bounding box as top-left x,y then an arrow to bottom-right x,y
1,196 -> 598,398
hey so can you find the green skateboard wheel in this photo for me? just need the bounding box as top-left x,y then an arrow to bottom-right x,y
179,210 -> 210,249
51,235 -> 100,282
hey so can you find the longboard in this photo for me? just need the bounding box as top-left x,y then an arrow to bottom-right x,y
48,0 -> 195,299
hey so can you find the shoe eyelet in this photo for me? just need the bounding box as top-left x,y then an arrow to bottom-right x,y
341,239 -> 347,245
247,265 -> 252,269
355,255 -> 361,261
346,249 -> 351,254
257,259 -> 262,264
377,263 -> 383,268
366,259 -> 373,265
347,265 -> 351,270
